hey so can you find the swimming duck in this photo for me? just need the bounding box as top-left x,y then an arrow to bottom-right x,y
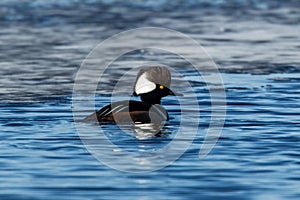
84,66 -> 181,124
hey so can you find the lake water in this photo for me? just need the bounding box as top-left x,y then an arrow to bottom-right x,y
1,0 -> 300,199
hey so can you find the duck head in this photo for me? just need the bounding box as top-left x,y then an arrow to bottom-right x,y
133,66 -> 182,104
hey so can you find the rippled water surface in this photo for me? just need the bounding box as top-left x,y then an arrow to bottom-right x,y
1,0 -> 300,199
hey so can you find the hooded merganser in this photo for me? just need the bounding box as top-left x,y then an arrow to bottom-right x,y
84,66 -> 182,124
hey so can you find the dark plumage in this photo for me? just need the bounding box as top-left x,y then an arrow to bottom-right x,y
84,66 -> 182,124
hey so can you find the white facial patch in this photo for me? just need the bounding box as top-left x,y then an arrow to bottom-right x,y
134,72 -> 156,95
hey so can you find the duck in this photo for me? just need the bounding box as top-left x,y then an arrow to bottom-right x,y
84,66 -> 182,125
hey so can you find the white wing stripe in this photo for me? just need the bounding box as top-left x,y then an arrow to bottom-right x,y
108,105 -> 129,115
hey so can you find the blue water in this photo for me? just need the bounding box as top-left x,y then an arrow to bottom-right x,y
1,0 -> 300,199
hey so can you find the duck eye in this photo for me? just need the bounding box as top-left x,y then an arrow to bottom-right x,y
159,85 -> 164,89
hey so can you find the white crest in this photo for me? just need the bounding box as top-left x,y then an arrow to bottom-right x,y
134,72 -> 156,95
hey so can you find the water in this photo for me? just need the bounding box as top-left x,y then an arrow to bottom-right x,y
1,0 -> 300,199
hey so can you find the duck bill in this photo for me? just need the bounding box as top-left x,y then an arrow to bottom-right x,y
168,89 -> 183,97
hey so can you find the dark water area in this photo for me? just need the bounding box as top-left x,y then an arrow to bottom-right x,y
1,0 -> 300,199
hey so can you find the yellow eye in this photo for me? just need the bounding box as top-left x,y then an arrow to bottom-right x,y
159,85 -> 164,89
